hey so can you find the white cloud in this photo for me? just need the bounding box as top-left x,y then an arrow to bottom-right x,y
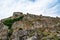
0,0 -> 60,19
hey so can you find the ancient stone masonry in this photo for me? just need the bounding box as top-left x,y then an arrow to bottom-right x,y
13,12 -> 23,17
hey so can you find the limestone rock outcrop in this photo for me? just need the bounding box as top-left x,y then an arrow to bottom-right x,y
0,12 -> 60,40
0,22 -> 8,40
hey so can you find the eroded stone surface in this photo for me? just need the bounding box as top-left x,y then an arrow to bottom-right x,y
0,12 -> 60,40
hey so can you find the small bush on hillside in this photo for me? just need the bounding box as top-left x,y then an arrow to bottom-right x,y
3,16 -> 24,29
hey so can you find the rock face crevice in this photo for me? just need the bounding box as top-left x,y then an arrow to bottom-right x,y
0,12 -> 60,40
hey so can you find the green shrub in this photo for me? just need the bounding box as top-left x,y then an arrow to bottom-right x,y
3,16 -> 24,29
3,16 -> 24,40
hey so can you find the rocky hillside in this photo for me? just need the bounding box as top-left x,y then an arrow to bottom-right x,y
0,12 -> 60,40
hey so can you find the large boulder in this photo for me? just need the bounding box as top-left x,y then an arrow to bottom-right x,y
0,22 -> 8,40
11,29 -> 28,40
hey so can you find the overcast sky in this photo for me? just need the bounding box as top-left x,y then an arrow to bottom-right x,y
0,0 -> 60,19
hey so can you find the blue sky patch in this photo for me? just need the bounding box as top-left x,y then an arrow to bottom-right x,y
0,0 -> 60,19
28,0 -> 36,2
